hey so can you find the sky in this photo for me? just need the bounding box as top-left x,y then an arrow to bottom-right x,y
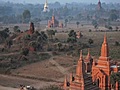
2,0 -> 120,4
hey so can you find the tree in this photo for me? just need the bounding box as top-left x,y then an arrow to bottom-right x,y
65,19 -> 68,27
13,26 -> 20,32
46,30 -> 55,40
21,48 -> 29,56
110,72 -> 120,89
57,42 -> 62,50
88,39 -> 94,45
109,13 -> 118,21
28,41 -> 40,51
115,41 -> 119,46
109,26 -> 113,31
23,10 -> 31,23
92,20 -> 98,29
68,16 -> 73,23
67,30 -> 77,44
0,28 -> 9,40
5,38 -> 13,49
76,21 -> 80,28
115,26 -> 119,31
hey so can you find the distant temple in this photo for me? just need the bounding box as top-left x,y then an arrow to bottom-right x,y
97,0 -> 102,11
43,0 -> 49,12
13,22 -> 34,41
63,34 -> 120,90
48,16 -> 63,28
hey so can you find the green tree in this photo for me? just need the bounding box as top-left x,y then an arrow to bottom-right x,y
67,30 -> 77,44
92,20 -> 98,29
76,21 -> 80,28
110,72 -> 120,89
5,38 -> 13,49
65,19 -> 68,27
57,42 -> 62,50
29,41 -> 39,50
109,26 -> 113,31
23,10 -> 31,23
21,48 -> 29,56
46,30 -> 55,40
88,39 -> 94,45
115,26 -> 119,31
109,13 -> 118,21
115,41 -> 119,46
13,26 -> 20,32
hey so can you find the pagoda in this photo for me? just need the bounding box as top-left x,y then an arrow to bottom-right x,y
63,51 -> 99,90
43,0 -> 49,12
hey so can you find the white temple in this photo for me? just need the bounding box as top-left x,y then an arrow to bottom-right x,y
43,0 -> 49,12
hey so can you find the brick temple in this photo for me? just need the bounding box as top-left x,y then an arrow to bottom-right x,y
63,34 -> 120,90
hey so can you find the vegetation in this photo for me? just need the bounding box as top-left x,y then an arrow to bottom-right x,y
110,72 -> 120,88
40,85 -> 63,90
76,21 -> 80,28
23,9 -> 31,23
88,39 -> 94,45
67,30 -> 77,44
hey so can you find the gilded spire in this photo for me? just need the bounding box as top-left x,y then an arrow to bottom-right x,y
100,34 -> 109,57
43,0 -> 49,12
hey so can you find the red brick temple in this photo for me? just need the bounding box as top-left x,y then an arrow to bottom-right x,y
92,34 -> 120,90
48,16 -> 63,28
63,50 -> 99,90
63,34 -> 120,90
48,16 -> 59,28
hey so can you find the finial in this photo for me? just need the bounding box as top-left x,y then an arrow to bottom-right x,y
103,33 -> 107,44
79,50 -> 83,60
63,75 -> 67,88
87,48 -> 90,56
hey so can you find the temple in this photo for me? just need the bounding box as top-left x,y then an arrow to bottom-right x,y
92,34 -> 120,90
97,0 -> 102,11
13,22 -> 34,41
63,51 -> 99,90
63,34 -> 120,90
48,16 -> 63,28
43,0 -> 49,12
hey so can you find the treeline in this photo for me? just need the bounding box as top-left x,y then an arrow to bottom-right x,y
0,2 -> 120,24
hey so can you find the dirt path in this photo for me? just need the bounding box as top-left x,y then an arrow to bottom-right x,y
49,57 -> 69,75
0,74 -> 54,89
0,85 -> 18,90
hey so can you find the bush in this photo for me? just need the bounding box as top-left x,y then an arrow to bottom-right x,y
115,41 -> 119,46
89,29 -> 92,32
21,48 -> 29,56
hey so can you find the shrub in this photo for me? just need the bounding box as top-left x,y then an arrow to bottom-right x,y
21,48 -> 29,56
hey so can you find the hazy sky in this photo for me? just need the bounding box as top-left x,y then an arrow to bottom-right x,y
2,0 -> 120,4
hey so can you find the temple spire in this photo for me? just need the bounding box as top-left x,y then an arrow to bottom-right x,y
79,50 -> 83,60
86,48 -> 91,60
63,75 -> 68,88
43,0 -> 49,12
76,50 -> 85,77
100,34 -> 109,58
